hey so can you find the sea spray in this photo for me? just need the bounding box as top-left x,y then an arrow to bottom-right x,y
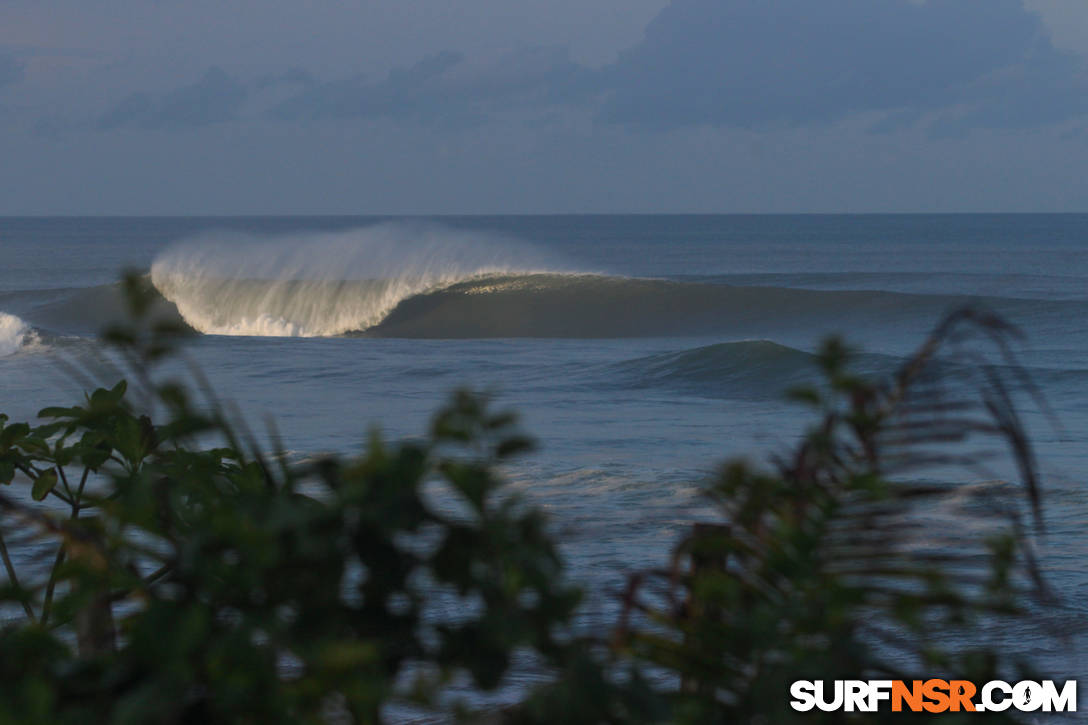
150,222 -> 569,337
0,312 -> 33,356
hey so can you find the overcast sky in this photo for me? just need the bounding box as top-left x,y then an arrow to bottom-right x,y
2,0 -> 1088,214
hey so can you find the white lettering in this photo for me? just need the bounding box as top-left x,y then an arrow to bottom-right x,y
845,681 -> 867,712
815,680 -> 844,712
1014,681 -> 1043,712
1041,680 -> 1077,713
982,681 -> 1012,712
868,680 -> 892,711
790,681 -> 816,712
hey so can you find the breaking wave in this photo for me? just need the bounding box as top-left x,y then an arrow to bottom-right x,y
5,221 -> 1087,342
0,312 -> 38,357
8,273 -> 1087,341
149,223 -> 570,337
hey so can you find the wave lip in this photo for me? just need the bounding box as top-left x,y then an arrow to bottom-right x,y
0,312 -> 38,357
150,222 -> 571,338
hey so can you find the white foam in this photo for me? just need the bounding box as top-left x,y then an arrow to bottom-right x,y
150,222 -> 569,337
0,312 -> 35,356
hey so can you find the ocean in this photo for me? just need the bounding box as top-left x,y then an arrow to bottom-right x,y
1,214 -> 1087,691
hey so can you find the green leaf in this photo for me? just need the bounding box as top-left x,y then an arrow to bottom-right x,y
0,461 -> 14,485
0,422 -> 29,451
32,469 -> 58,501
18,436 -> 51,456
785,386 -> 821,406
77,440 -> 112,471
111,414 -> 157,465
54,442 -> 76,467
89,380 -> 127,409
495,436 -> 533,459
38,406 -> 84,420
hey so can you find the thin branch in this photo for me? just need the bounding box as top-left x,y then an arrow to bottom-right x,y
0,524 -> 35,619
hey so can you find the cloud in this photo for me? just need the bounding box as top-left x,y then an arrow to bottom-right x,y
97,66 -> 247,129
271,47 -> 593,124
0,53 -> 25,89
70,0 -> 1088,141
91,49 -> 592,133
599,0 -> 1088,130
254,67 -> 318,91
271,50 -> 463,122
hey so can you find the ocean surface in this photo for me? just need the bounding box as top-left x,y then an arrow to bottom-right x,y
1,215 -> 1087,699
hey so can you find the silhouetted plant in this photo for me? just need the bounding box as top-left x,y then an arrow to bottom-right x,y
0,275 -> 588,723
610,309 -> 1054,723
0,277 -> 1058,724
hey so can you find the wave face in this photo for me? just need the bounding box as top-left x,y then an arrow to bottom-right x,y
0,312 -> 36,356
150,223 -> 568,337
365,274 -> 1013,338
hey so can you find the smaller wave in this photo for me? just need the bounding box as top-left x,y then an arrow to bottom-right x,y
608,340 -> 907,400
611,340 -> 822,399
0,312 -> 41,357
609,338 -> 1088,404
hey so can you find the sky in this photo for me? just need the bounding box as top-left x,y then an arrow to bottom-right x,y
2,0 -> 1088,214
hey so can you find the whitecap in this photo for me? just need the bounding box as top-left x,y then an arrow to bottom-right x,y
0,312 -> 37,357
150,221 -> 573,338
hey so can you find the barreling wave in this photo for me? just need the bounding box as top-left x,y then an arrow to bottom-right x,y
10,273 -> 1087,342
7,220 -> 1088,342
149,223 -> 571,337
0,312 -> 40,357
147,221 -> 1029,340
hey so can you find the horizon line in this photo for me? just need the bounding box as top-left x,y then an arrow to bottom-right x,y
3,211 -> 1088,219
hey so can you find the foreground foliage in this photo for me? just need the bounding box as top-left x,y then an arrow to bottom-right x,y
0,278 -> 1055,723
610,309 -> 1051,723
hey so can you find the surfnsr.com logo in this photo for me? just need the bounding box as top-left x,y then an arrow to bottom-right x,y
790,680 -> 1077,713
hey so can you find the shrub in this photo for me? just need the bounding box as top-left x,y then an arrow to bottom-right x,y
610,310 -> 1053,723
0,276 -> 587,723
0,278 -> 1056,723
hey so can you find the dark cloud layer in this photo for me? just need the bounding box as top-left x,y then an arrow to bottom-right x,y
272,46 -> 592,124
271,50 -> 465,122
93,48 -> 593,130
600,0 -> 1088,129
97,67 -> 247,130
90,0 -> 1088,137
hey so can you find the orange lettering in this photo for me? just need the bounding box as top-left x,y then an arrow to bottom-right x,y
923,679 -> 950,713
949,680 -> 976,712
892,680 -> 924,712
